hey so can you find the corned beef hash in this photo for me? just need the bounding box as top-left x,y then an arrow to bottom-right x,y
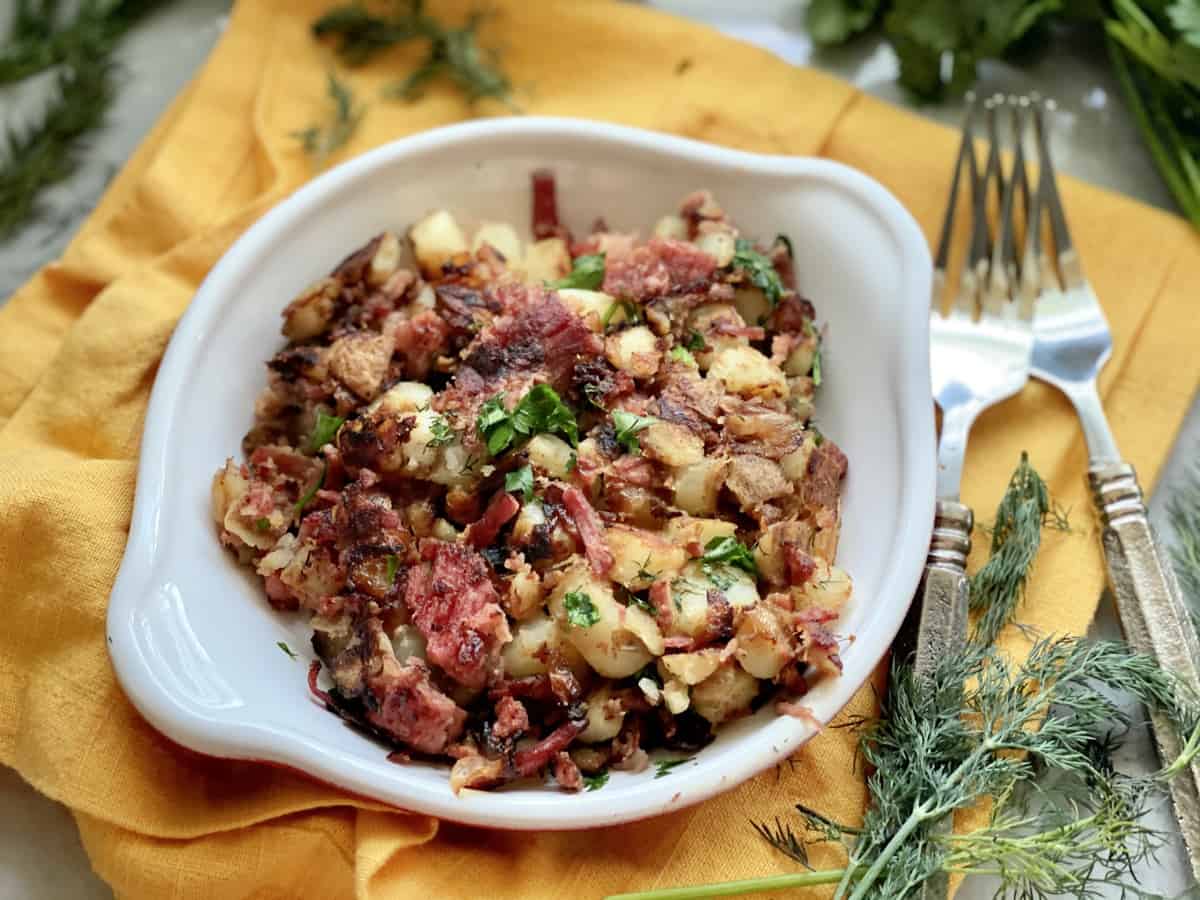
212,173 -> 851,793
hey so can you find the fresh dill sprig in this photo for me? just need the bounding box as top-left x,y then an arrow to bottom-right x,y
292,71 -> 364,164
0,0 -> 168,241
969,451 -> 1052,645
313,0 -> 515,109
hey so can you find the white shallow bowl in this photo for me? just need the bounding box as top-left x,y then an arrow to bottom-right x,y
108,117 -> 935,830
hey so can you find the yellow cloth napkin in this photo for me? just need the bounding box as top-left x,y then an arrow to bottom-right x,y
0,1 -> 1197,897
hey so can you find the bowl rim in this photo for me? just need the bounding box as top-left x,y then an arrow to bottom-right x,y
108,115 -> 935,830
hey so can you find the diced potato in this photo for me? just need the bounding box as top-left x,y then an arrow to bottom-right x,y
707,345 -> 787,399
694,230 -> 735,267
471,222 -> 522,263
390,624 -> 427,663
663,516 -> 737,549
580,683 -> 627,743
375,380 -> 434,415
752,520 -> 814,586
691,662 -> 759,725
400,408 -> 471,485
326,331 -> 392,400
431,518 -> 458,541
282,277 -> 339,342
211,461 -> 277,551
409,209 -> 468,277
784,333 -> 818,377
510,500 -> 546,545
638,677 -> 662,706
502,613 -> 588,679
557,289 -> 626,332
735,605 -> 793,678
527,434 -> 575,479
666,562 -> 759,638
792,561 -> 853,615
523,237 -> 571,283
368,231 -> 402,286
505,566 -> 544,620
689,303 -> 749,370
658,648 -> 721,685
639,421 -> 703,467
663,678 -> 690,714
653,214 -> 688,240
780,436 -> 817,481
548,564 -> 659,678
672,456 -> 729,516
732,286 -> 771,328
605,325 -> 662,379
607,525 -> 687,591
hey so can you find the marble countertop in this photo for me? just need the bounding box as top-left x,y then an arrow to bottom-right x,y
0,2 -> 1194,898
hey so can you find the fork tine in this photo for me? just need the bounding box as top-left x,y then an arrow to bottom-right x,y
952,99 -> 993,318
1031,100 -> 1083,289
982,98 -> 1016,319
932,94 -> 978,313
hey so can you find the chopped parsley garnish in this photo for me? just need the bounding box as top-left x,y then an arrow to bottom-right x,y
669,345 -> 696,366
809,425 -> 825,446
476,385 -> 579,456
564,590 -> 600,628
601,298 -> 640,328
612,409 -> 655,455
276,641 -> 298,660
385,553 -> 399,585
294,461 -> 327,518
701,535 -> 758,577
654,756 -> 694,778
566,451 -> 577,474
628,592 -> 656,615
705,566 -> 735,591
426,414 -> 456,449
254,517 -> 272,532
583,770 -> 610,791
504,464 -> 534,502
548,253 -> 605,290
635,555 -> 659,583
306,411 -> 345,452
732,237 -> 784,307
685,330 -> 706,352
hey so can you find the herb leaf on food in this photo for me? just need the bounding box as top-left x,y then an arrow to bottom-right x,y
277,641 -> 298,660
294,461 -> 328,519
732,238 -> 785,306
654,756 -> 694,778
385,553 -> 399,586
564,590 -> 600,628
701,535 -> 758,577
612,409 -> 654,455
307,410 -> 345,452
504,464 -> 534,502
669,345 -> 696,366
549,253 -> 606,290
583,769 -> 609,791
426,414 -> 456,449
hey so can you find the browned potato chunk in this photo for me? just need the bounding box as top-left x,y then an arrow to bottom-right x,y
607,525 -> 687,590
640,421 -> 703,467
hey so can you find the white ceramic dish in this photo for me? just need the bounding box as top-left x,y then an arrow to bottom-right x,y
108,117 -> 935,830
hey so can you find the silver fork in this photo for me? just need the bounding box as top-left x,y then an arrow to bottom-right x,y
1027,98 -> 1200,879
907,98 -> 1035,681
901,98 -> 1036,900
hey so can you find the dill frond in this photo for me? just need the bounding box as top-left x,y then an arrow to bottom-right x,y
969,451 -> 1053,645
292,71 -> 364,164
1167,460 -> 1200,631
313,0 -> 515,110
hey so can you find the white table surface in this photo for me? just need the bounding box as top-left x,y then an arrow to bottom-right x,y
0,2 -> 1195,898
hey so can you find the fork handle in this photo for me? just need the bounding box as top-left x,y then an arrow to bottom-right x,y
1090,462 -> 1200,881
896,499 -> 972,900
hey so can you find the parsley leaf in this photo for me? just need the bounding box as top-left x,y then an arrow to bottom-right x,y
385,553 -> 399,585
505,464 -> 534,502
549,253 -> 605,290
701,535 -> 759,577
478,386 -> 580,456
427,414 -> 456,449
254,517 -> 272,532
564,590 -> 600,628
669,345 -> 696,366
601,299 -> 640,329
566,451 -> 577,474
583,770 -> 610,791
806,0 -> 882,46
294,461 -> 328,518
685,330 -> 707,352
628,592 -> 656,615
306,410 -> 345,452
277,641 -> 298,660
732,238 -> 784,306
812,339 -> 823,387
654,756 -> 694,778
612,409 -> 655,455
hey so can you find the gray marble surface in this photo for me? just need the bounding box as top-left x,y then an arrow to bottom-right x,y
0,2 -> 1194,898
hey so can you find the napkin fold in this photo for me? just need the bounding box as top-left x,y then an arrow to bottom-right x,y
0,1 -> 1197,897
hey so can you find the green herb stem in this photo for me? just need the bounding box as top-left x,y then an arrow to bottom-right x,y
603,869 -> 848,900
